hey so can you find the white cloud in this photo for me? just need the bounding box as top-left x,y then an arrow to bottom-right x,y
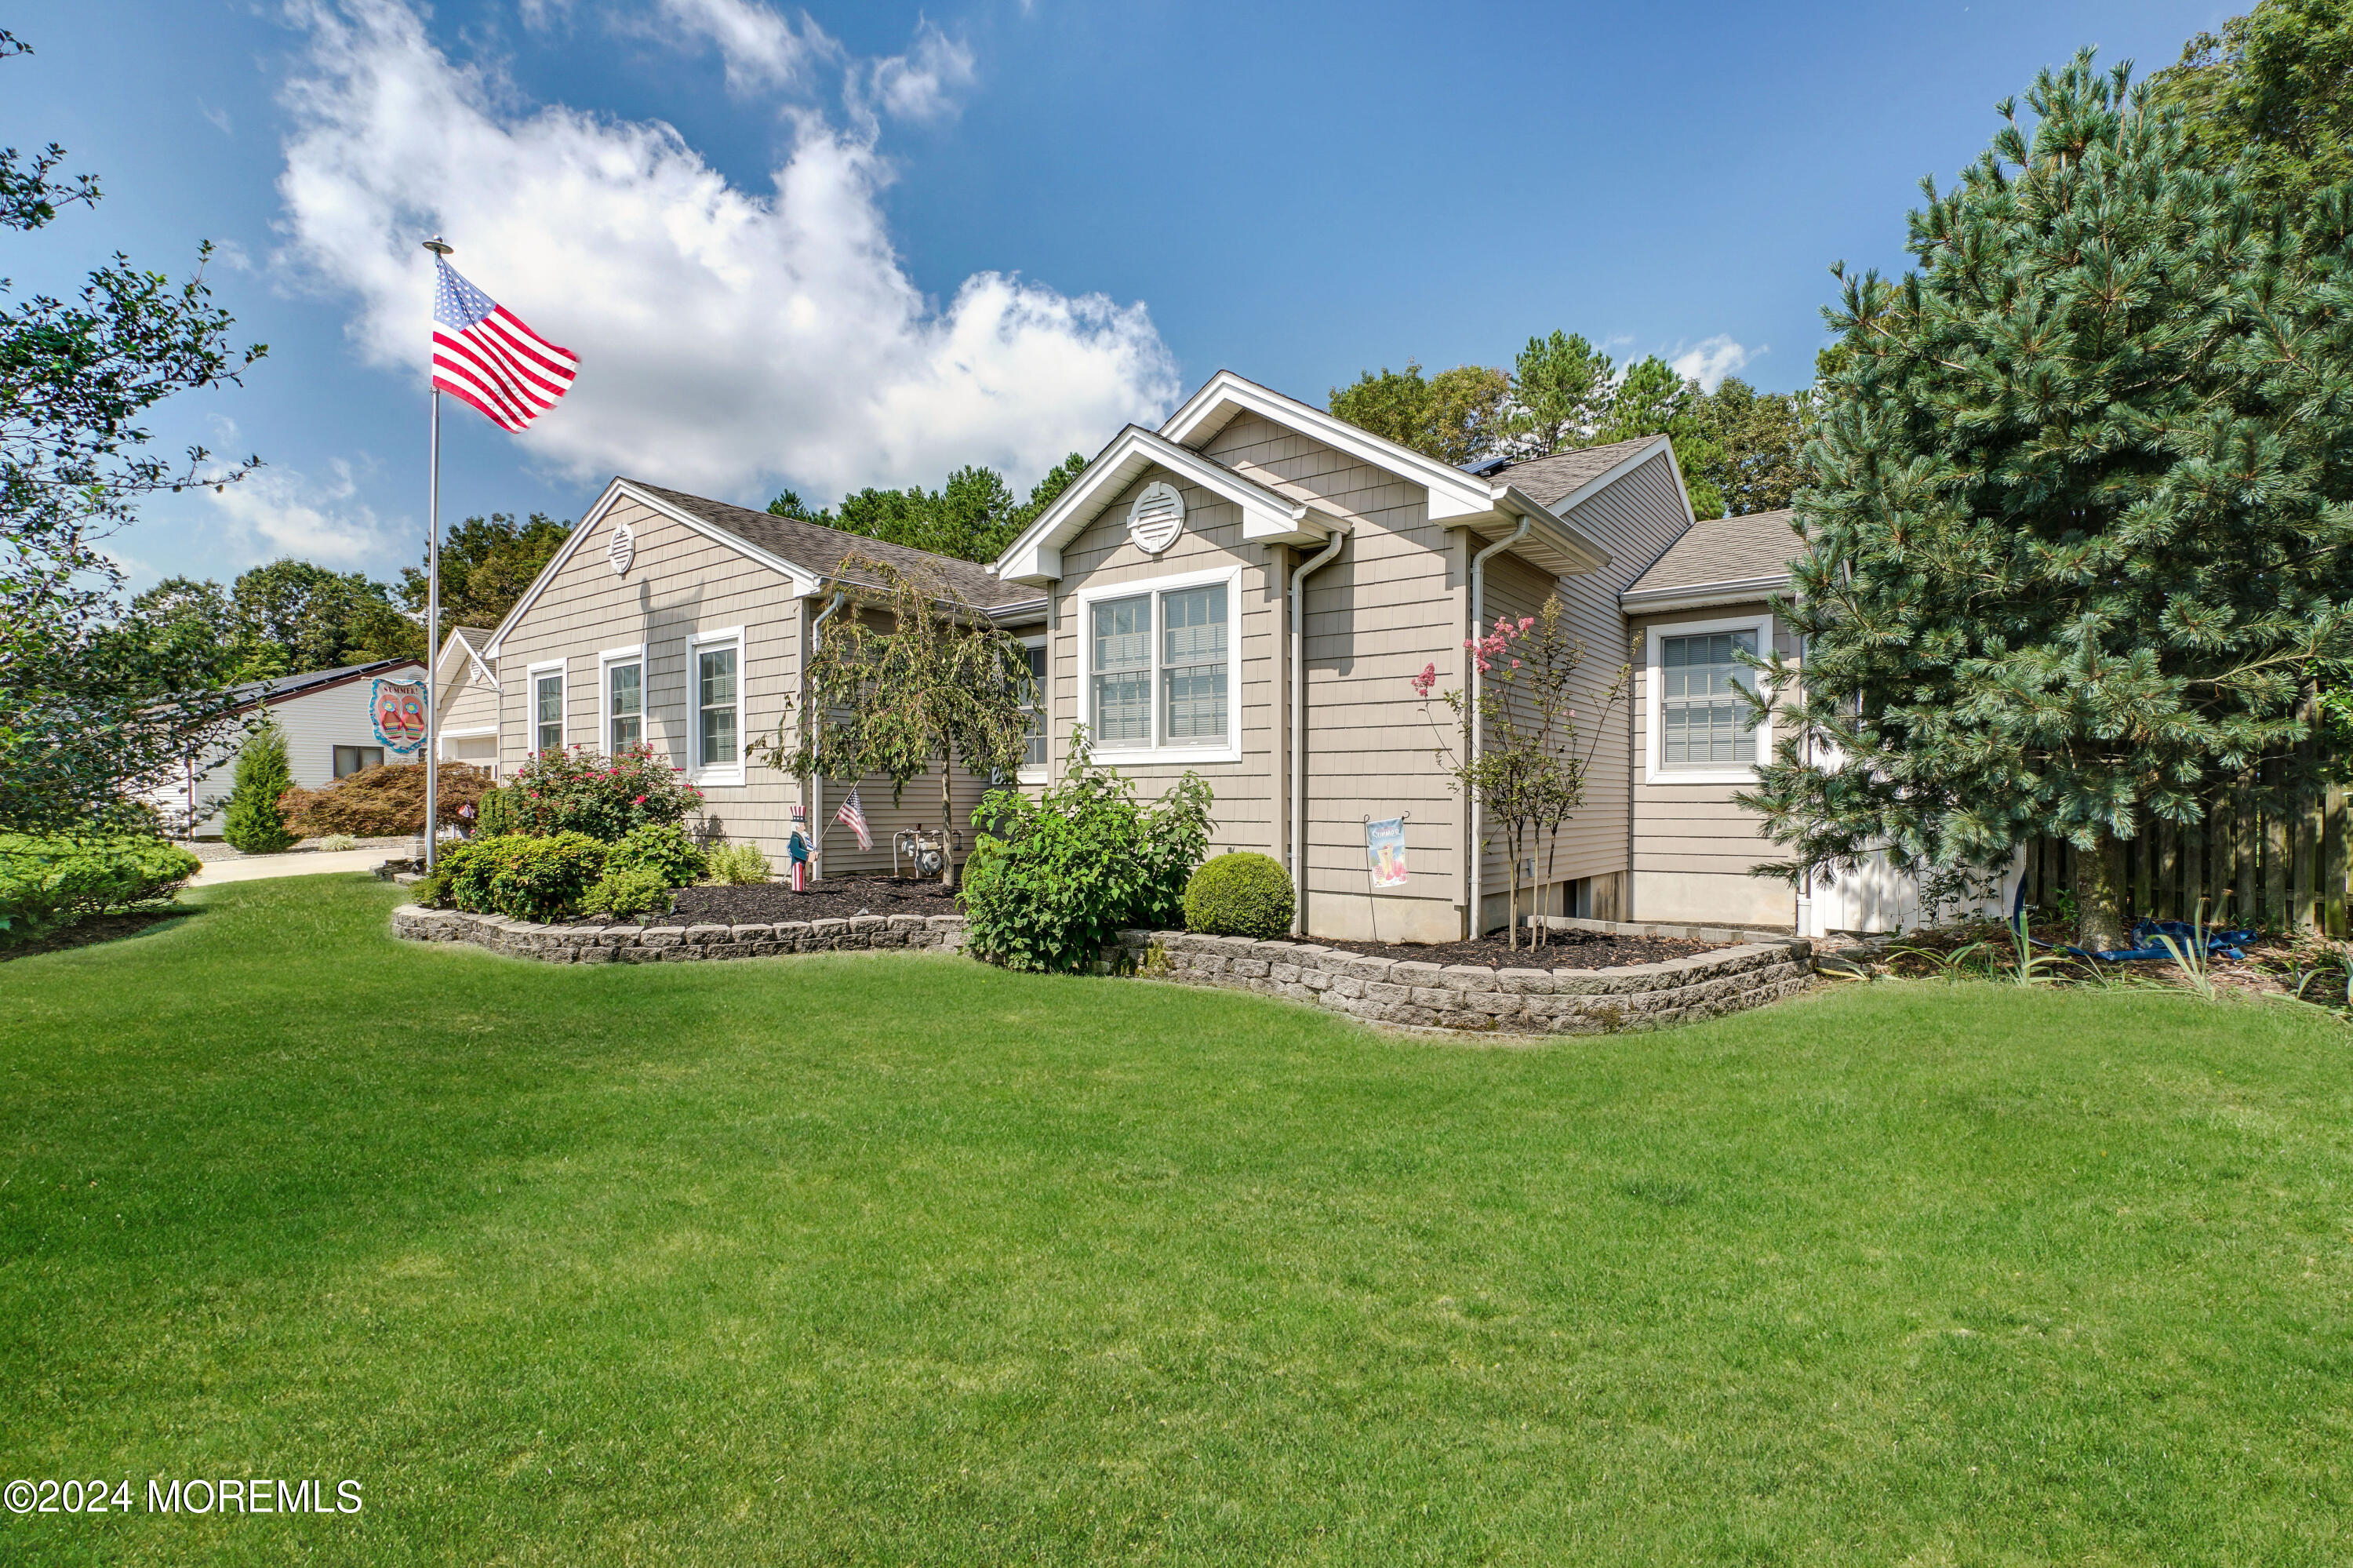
864,20 -> 976,124
1670,335 -> 1753,391
205,460 -> 393,567
654,0 -> 834,93
274,0 -> 1177,505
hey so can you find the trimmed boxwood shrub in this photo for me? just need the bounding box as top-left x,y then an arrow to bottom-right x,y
436,831 -> 607,922
962,739 -> 1212,973
602,824 -> 707,888
0,834 -> 203,946
1183,852 -> 1294,939
581,868 -> 673,919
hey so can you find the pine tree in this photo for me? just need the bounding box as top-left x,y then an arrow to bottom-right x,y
1745,52 -> 2353,949
221,719 -> 296,853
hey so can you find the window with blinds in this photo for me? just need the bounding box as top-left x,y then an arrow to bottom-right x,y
534,671 -> 564,755
697,646 -> 738,771
1087,580 -> 1232,752
1090,595 -> 1152,744
607,661 -> 642,752
1021,642 -> 1048,769
1658,629 -> 1758,767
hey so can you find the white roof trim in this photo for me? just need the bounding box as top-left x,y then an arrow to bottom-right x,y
1540,434 -> 1694,525
994,425 -> 1322,585
1619,572 -> 1793,616
485,479 -> 821,657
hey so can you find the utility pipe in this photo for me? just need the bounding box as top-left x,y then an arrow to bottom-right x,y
806,591 -> 848,878
1289,529 -> 1348,937
1466,516 -> 1530,940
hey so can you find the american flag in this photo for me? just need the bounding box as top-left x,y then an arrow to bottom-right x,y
835,786 -> 871,850
431,256 -> 579,432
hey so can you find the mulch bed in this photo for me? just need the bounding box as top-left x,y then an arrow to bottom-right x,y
0,907 -> 201,963
577,876 -> 964,927
1302,929 -> 1731,971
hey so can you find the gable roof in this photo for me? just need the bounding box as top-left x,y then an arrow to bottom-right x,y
227,657 -> 424,715
1620,509 -> 1802,612
994,370 -> 1611,584
1470,437 -> 1668,508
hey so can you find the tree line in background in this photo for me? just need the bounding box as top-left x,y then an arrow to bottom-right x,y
766,454 -> 1089,565
1328,337 -> 1811,520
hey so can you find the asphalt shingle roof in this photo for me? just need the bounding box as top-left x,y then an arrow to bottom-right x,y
1476,436 -> 1665,509
1625,509 -> 1803,595
625,479 -> 1039,612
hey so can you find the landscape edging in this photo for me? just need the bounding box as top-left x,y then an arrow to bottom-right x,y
388,907 -> 1811,1033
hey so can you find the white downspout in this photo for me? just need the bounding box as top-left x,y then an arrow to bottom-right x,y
1289,529 -> 1348,937
807,591 -> 847,878
1466,516 -> 1531,939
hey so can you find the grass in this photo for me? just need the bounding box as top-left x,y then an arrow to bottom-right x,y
3,875 -> 2351,1565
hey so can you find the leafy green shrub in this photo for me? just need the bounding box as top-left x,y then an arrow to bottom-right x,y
1184,852 -> 1294,939
505,745 -> 704,842
602,824 -> 707,887
704,842 -> 769,884
474,784 -> 522,838
0,834 -> 203,945
411,868 -> 453,909
962,737 -> 1213,973
581,868 -> 673,919
438,832 -> 607,922
222,721 -> 296,853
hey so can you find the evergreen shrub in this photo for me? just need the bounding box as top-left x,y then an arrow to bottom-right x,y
438,831 -> 607,922
704,842 -> 769,884
961,739 -> 1212,973
222,722 -> 296,853
0,834 -> 203,945
602,824 -> 707,888
581,868 -> 673,919
1183,852 -> 1294,939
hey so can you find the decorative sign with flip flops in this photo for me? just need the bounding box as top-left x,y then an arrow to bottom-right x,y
370,678 -> 430,755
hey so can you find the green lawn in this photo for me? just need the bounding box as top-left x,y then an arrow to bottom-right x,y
2,876 -> 2350,1565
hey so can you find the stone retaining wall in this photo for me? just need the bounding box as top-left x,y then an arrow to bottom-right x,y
388,906 -> 1810,1033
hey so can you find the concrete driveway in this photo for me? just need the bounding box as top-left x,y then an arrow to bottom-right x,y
191,849 -> 396,885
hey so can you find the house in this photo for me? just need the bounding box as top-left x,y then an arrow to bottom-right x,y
433,625 -> 503,774
147,657 -> 428,837
477,369 -> 1994,938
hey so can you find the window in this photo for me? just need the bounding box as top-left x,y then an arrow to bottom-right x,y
333,745 -> 384,779
1020,640 -> 1048,772
1658,628 -> 1758,768
1082,569 -> 1238,760
607,660 -> 642,752
533,669 -> 565,754
696,643 -> 738,773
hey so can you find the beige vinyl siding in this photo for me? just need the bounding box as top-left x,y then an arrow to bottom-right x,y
437,642 -> 502,770
1627,598 -> 1800,926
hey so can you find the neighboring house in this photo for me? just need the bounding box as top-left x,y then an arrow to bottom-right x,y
145,657 -> 427,837
480,369 -> 1997,937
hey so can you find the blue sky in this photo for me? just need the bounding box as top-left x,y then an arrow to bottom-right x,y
6,0 -> 2228,592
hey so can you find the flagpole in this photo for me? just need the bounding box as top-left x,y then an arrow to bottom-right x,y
423,235 -> 452,874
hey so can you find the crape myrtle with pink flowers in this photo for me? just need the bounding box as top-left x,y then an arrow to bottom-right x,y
1411,596 -> 1631,950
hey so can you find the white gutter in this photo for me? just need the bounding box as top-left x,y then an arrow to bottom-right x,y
1289,529 -> 1348,936
806,591 -> 847,878
1466,516 -> 1531,939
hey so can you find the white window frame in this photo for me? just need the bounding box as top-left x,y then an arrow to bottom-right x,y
1071,563 -> 1244,766
689,626 -> 745,786
526,659 -> 568,756
598,643 -> 646,757
1017,633 -> 1049,784
1643,612 -> 1773,785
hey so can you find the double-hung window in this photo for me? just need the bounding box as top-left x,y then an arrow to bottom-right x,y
606,657 -> 643,753
333,745 -> 384,779
695,636 -> 740,778
532,668 -> 566,755
1657,627 -> 1759,770
1020,640 -> 1048,773
1083,569 -> 1237,760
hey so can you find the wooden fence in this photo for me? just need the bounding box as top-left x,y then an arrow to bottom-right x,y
2019,781 -> 2349,937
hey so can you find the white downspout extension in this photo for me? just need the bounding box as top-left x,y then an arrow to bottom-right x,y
807,591 -> 847,878
1466,517 -> 1531,940
1289,529 -> 1348,937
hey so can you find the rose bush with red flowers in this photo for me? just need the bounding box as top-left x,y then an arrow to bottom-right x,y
504,745 -> 705,842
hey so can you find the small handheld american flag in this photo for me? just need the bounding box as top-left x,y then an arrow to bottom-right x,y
431,255 -> 578,431
835,787 -> 872,851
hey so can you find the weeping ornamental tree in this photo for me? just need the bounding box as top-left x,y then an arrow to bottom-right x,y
1745,53 -> 2353,951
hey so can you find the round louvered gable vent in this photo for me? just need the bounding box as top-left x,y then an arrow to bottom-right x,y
1126,482 -> 1184,554
607,519 -> 636,577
